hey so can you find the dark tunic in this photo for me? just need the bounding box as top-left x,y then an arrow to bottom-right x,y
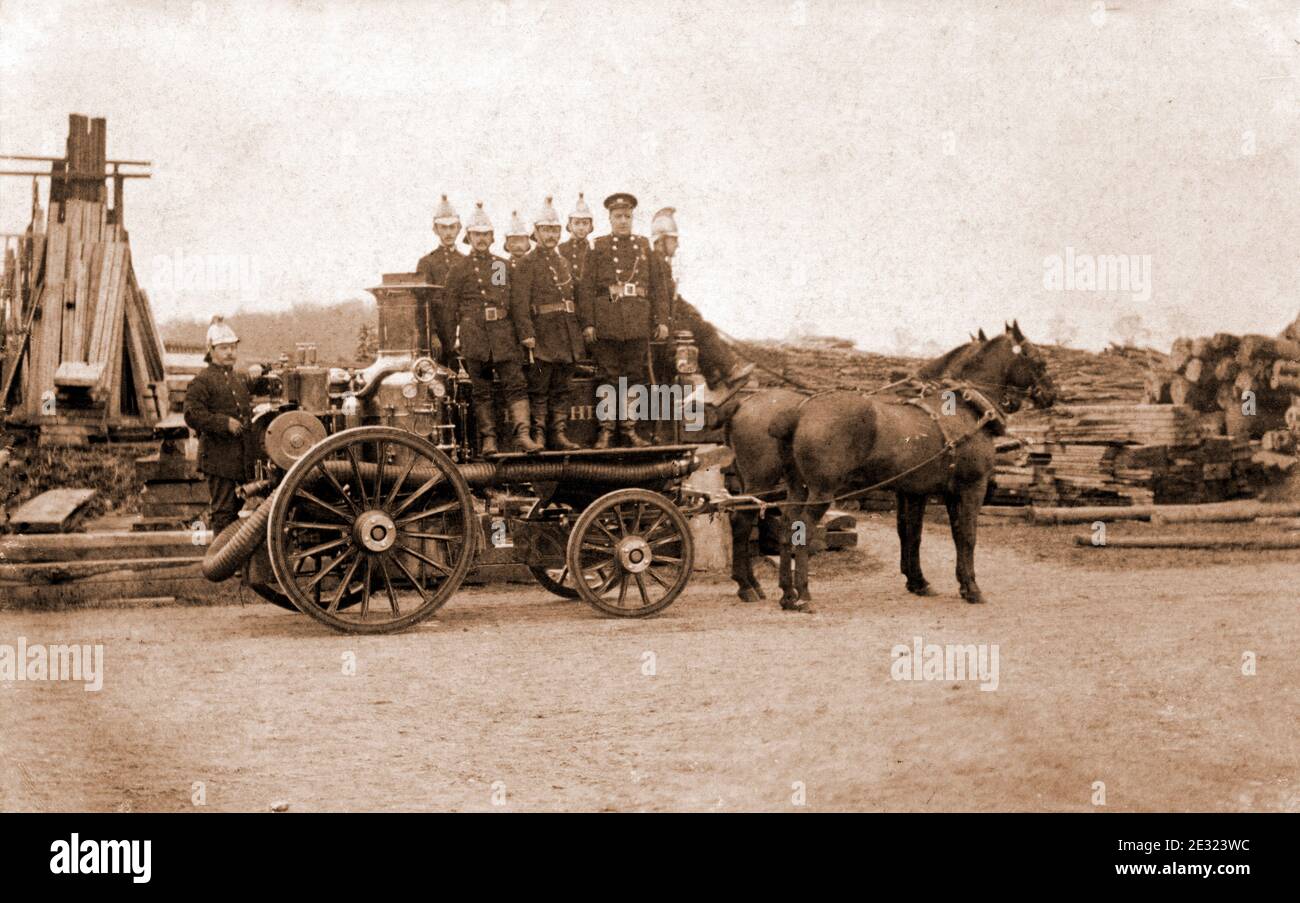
511,246 -> 586,363
445,250 -> 525,362
183,363 -> 253,481
414,244 -> 464,356
577,233 -> 669,342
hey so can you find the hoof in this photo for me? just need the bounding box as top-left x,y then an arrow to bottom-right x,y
962,590 -> 986,604
906,581 -> 937,597
738,587 -> 763,604
780,599 -> 814,613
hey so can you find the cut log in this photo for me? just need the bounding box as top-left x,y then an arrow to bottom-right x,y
1031,499 -> 1300,525
1183,357 -> 1205,384
8,488 -> 97,533
1073,533 -> 1300,550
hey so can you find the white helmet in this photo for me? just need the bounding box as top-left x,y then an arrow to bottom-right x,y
206,316 -> 239,348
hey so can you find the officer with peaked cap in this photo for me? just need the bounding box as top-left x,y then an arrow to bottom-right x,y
415,194 -> 464,360
577,192 -> 670,448
558,192 -> 595,285
650,206 -> 754,404
445,203 -> 542,454
183,317 -> 253,536
512,196 -> 586,450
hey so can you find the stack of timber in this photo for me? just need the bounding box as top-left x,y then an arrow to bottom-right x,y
1148,331 -> 1300,439
162,345 -> 207,414
0,115 -> 164,445
135,413 -> 207,529
992,405 -> 1254,507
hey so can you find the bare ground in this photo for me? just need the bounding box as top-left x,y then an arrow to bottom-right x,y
1,514 -> 1295,812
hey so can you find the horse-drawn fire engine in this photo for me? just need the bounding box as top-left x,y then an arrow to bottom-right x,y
201,274 -> 733,634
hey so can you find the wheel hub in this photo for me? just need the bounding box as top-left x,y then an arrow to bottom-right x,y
617,536 -> 652,573
354,510 -> 397,553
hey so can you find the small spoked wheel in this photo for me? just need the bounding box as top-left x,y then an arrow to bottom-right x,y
525,500 -> 602,600
266,426 -> 476,634
565,488 -> 694,617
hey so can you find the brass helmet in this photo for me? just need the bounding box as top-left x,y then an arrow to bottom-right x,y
533,195 -> 562,229
432,194 -> 459,228
206,315 -> 239,349
651,207 -> 678,240
505,210 -> 530,239
568,192 -> 594,225
462,201 -> 493,244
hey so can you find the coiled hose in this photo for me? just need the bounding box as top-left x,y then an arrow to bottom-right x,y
323,456 -> 692,489
201,492 -> 275,582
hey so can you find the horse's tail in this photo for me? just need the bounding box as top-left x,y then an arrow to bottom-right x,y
767,406 -> 801,443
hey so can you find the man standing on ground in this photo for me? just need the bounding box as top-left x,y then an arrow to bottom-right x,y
183,317 -> 252,536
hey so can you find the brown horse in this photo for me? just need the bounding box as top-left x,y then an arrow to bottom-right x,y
729,322 -> 1055,611
726,329 -> 991,604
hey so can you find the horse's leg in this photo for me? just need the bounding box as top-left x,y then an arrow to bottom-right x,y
793,499 -> 831,604
900,492 -> 935,596
943,476 -> 988,603
730,506 -> 764,603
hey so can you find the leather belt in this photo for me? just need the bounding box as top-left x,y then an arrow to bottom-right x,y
608,284 -> 648,300
535,300 -> 576,315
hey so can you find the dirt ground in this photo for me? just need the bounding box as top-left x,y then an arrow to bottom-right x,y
1,513 -> 1296,812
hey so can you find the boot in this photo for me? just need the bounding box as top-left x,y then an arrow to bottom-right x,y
529,399 -> 548,448
548,408 -> 581,450
593,419 -> 617,449
509,398 -> 544,453
619,418 -> 651,448
476,397 -> 499,456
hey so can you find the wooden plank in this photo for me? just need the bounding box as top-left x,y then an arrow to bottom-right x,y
8,488 -> 97,533
86,239 -> 115,362
122,284 -> 156,417
0,557 -> 204,584
0,530 -> 208,563
104,245 -> 130,418
1073,533 -> 1300,550
0,568 -> 223,608
53,360 -> 103,386
72,241 -> 103,361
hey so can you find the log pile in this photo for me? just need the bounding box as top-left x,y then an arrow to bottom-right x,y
1,115 -> 165,445
992,405 -> 1255,507
1146,332 -> 1300,439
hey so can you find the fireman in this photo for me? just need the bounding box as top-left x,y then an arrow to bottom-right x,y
578,192 -> 670,448
183,317 -> 252,536
558,192 -> 594,286
503,211 -> 532,265
445,203 -> 542,455
414,194 -> 463,360
650,206 -> 754,404
512,196 -> 585,450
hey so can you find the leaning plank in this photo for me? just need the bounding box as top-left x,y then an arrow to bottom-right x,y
53,360 -> 103,387
1073,533 -> 1300,550
8,488 -> 97,533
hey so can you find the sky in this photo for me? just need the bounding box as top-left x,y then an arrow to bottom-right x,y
1,0 -> 1297,354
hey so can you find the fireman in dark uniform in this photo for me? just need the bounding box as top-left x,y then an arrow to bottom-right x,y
558,192 -> 594,286
504,211 -> 532,265
650,206 -> 754,403
445,202 -> 542,455
512,197 -> 585,450
183,317 -> 252,536
414,194 -> 462,360
578,192 -> 669,448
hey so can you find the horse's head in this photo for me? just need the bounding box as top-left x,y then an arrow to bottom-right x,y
997,320 -> 1056,411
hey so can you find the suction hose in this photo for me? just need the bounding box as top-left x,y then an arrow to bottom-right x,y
201,492 -> 276,582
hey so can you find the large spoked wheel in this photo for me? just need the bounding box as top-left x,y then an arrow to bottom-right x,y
565,488 -> 694,618
267,426 -> 477,634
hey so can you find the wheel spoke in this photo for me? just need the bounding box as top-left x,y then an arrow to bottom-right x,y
378,557 -> 401,615
296,488 -> 354,524
392,473 -> 447,518
384,454 -> 419,509
645,565 -> 672,590
632,501 -> 644,535
593,565 -> 621,595
651,555 -> 683,565
289,536 -> 350,562
616,573 -> 629,606
360,557 -> 372,618
345,444 -> 369,508
649,534 -> 681,549
595,519 -> 622,545
374,440 -> 387,504
634,572 -> 651,606
315,460 -> 361,513
395,499 -> 461,526
305,548 -> 354,591
388,551 -> 434,605
394,542 -> 453,577
400,531 -> 458,542
286,520 -> 349,532
639,510 -> 668,541
328,554 -> 362,613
